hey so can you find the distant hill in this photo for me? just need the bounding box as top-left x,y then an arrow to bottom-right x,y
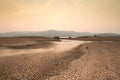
96,33 -> 120,37
0,30 -> 119,37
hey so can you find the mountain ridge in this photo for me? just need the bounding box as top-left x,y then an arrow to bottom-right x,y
0,30 -> 120,37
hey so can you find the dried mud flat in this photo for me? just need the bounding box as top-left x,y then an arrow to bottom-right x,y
49,41 -> 120,80
0,38 -> 120,80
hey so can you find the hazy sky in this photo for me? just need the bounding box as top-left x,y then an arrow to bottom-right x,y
0,0 -> 120,33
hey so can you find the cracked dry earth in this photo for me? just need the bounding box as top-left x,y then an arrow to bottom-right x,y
0,40 -> 120,80
49,41 -> 120,80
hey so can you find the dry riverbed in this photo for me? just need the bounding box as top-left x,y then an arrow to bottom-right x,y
0,39 -> 119,80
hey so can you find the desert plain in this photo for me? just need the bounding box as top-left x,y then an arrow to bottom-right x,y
0,37 -> 120,80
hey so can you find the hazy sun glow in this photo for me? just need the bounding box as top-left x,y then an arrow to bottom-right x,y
0,0 -> 120,33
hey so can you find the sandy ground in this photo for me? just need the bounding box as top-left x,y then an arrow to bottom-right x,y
49,41 -> 120,80
0,40 -> 87,57
0,39 -> 119,80
72,36 -> 120,41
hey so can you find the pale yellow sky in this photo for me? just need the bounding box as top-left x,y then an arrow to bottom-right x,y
0,0 -> 120,33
